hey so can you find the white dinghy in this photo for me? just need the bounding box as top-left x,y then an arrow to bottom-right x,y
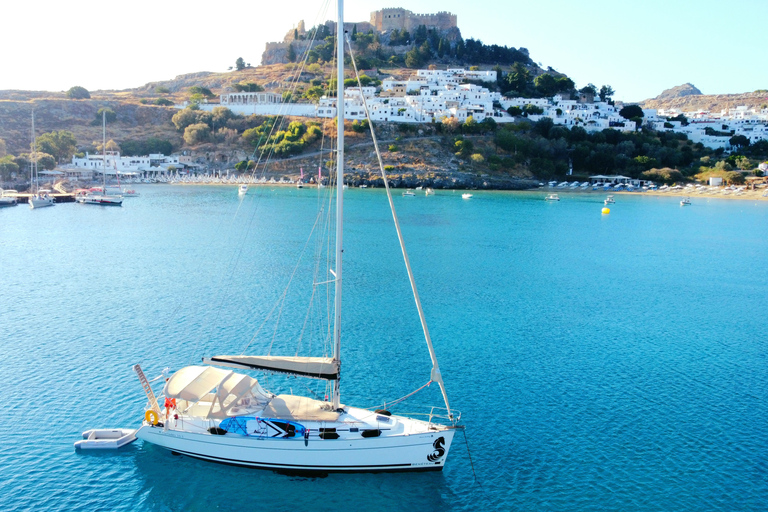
74,429 -> 137,450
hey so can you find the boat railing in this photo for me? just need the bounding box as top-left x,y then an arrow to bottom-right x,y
387,406 -> 461,427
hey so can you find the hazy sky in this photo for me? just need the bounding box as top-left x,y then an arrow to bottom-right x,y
1,0 -> 764,102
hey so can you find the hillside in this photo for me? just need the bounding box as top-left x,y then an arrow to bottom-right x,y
640,84 -> 768,112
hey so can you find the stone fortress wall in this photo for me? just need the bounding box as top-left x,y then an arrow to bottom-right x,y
263,8 -> 457,65
370,8 -> 457,32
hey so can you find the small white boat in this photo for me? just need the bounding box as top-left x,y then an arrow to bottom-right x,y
402,190 -> 415,196
359,184 -> 367,188
425,188 -> 434,196
545,194 -> 560,201
29,191 -> 55,209
296,181 -> 303,189
604,195 -> 615,205
0,188 -> 18,207
239,184 -> 249,195
121,188 -> 140,197
680,197 -> 691,206
462,193 -> 473,199
74,429 -> 137,450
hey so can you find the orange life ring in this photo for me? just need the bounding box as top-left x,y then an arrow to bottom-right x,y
145,409 -> 160,425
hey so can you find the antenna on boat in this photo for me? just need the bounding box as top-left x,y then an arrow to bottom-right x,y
331,0 -> 345,411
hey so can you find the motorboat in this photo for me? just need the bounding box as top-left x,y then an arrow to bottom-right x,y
0,189 -> 18,207
604,195 -> 615,205
462,193 -> 473,199
239,184 -> 249,195
425,188 -> 434,196
402,190 -> 415,196
545,194 -> 560,201
680,197 -> 691,206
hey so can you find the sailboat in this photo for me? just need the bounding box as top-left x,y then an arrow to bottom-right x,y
317,166 -> 325,188
131,0 -> 459,473
296,168 -> 304,188
28,112 -> 55,209
78,111 -> 123,206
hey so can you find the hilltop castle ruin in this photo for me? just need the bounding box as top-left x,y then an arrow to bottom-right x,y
261,7 -> 457,65
370,8 -> 457,33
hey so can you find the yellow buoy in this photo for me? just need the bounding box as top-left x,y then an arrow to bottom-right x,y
602,207 -> 610,214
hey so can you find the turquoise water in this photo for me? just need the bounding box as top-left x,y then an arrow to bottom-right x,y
1,186 -> 766,511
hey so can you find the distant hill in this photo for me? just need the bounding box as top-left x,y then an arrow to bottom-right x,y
654,83 -> 702,100
640,83 -> 768,113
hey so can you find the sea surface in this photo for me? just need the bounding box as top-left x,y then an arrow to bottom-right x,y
1,186 -> 766,511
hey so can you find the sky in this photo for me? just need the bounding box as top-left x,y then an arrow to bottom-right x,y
1,0 -> 765,102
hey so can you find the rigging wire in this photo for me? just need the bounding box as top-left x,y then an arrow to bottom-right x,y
345,34 -> 454,418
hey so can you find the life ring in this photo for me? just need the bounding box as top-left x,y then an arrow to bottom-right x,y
145,409 -> 159,425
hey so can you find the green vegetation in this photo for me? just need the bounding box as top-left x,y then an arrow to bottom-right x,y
66,86 -> 90,99
242,117 -> 322,157
34,130 -> 77,163
235,57 -> 246,71
93,107 -> 117,125
120,138 -> 173,156
436,116 -> 768,181
232,81 -> 264,92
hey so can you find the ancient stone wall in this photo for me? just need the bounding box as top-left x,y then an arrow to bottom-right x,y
370,8 -> 457,32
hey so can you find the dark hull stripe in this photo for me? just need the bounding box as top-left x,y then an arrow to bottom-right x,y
167,447 -> 442,473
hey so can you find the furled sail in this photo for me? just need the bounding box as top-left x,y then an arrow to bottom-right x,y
204,355 -> 340,381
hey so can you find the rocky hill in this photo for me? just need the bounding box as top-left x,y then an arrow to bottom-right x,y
640,83 -> 768,112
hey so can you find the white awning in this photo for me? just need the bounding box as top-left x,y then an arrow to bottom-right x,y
205,355 -> 339,381
163,366 -> 231,402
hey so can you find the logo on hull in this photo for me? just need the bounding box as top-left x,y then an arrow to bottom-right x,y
427,437 -> 446,462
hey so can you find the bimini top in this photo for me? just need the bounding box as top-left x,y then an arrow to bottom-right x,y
204,355 -> 340,381
163,365 -> 270,417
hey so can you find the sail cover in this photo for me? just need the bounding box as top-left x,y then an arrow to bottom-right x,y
205,355 -> 339,381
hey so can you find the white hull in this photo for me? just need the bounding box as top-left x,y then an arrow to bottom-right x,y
78,194 -> 123,206
137,425 -> 454,473
29,197 -> 54,208
135,407 -> 455,473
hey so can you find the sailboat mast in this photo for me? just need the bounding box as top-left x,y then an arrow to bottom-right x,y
31,111 -> 36,193
102,111 -> 106,190
331,0 -> 345,410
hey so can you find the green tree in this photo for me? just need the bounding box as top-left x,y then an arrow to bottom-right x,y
729,134 -> 749,149
172,108 -> 202,131
31,152 -> 56,170
0,138 -> 6,157
619,105 -> 644,120
235,57 -> 246,71
183,123 -> 212,145
66,86 -> 90,99
598,85 -> 615,102
154,98 -> 174,106
579,83 -> 598,95
188,86 -> 214,98
287,43 -> 296,62
35,131 -> 77,163
0,155 -> 19,179
94,107 -> 117,125
534,73 -> 558,97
